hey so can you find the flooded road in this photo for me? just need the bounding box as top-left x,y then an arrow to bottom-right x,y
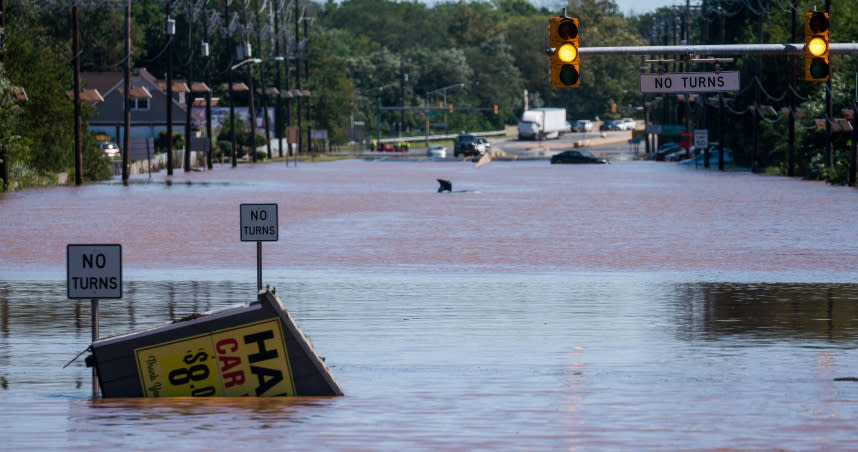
2,158 -> 858,450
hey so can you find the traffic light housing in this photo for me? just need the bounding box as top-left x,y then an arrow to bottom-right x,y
548,16 -> 579,88
804,11 -> 830,82
493,104 -> 498,115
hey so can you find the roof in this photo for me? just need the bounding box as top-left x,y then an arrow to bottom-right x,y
192,97 -> 220,107
159,81 -> 190,93
190,82 -> 210,93
80,72 -> 122,93
65,89 -> 104,103
221,82 -> 249,91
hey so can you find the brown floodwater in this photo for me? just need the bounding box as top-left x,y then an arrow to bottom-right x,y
1,158 -> 857,450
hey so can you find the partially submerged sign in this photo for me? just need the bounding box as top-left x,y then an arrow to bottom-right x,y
88,289 -> 343,397
67,244 -> 122,299
640,71 -> 740,93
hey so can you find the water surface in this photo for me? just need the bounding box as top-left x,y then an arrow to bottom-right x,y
1,159 -> 857,450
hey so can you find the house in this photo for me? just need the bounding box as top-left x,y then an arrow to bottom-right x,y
81,68 -> 209,149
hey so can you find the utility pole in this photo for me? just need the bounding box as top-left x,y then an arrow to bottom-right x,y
166,5 -> 174,176
256,8 -> 271,159
788,4 -> 796,177
122,0 -> 131,184
225,0 -> 237,167
825,0 -> 833,168
202,6 -> 213,170
184,0 -> 195,172
72,0 -> 82,185
752,0 -> 763,173
240,0 -> 257,162
295,0 -> 301,155
274,1 -> 284,158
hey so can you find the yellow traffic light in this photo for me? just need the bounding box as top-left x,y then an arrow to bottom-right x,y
804,11 -> 830,82
493,104 -> 498,115
449,104 -> 453,113
548,16 -> 579,88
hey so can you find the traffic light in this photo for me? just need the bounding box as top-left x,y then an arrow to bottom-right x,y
493,104 -> 498,115
449,104 -> 453,113
548,16 -> 579,88
804,11 -> 830,82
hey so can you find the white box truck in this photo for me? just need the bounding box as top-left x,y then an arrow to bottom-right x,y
517,108 -> 567,140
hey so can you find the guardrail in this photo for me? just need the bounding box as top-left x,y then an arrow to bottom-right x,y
377,129 -> 507,144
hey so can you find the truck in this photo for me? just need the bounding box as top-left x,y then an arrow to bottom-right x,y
517,108 -> 567,140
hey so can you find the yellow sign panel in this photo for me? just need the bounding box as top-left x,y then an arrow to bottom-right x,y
134,318 -> 296,397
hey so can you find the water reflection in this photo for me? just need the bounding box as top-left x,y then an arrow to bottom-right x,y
671,283 -> 858,344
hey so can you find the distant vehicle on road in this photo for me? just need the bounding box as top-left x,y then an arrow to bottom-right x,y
550,149 -> 609,164
651,142 -> 680,161
617,118 -> 636,130
680,146 -> 734,165
517,108 -> 566,140
572,120 -> 593,132
600,120 -> 619,131
453,134 -> 486,158
427,144 -> 446,158
100,142 -> 120,157
562,121 -> 572,134
474,136 -> 491,152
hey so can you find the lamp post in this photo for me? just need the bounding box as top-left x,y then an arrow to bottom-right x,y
166,14 -> 175,175
232,55 -> 261,163
202,41 -> 212,170
183,0 -> 195,173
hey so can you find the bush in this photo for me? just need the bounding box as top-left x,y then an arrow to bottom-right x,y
154,130 -> 185,153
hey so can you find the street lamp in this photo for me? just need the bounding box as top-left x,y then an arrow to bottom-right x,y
232,47 -> 261,162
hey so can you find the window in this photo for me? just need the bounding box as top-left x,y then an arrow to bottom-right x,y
131,98 -> 149,111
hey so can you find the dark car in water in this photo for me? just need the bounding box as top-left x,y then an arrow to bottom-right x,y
550,149 -> 608,164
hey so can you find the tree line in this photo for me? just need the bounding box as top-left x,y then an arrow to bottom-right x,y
1,0 -> 858,190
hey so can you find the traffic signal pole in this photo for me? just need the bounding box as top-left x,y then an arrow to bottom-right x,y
579,43 -> 858,57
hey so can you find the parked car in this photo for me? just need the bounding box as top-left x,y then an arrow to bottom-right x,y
572,120 -> 593,132
550,149 -> 608,164
427,145 -> 446,159
651,142 -> 680,161
680,146 -> 734,165
100,142 -> 120,157
453,134 -> 486,158
617,118 -> 636,130
474,137 -> 491,152
600,119 -> 619,131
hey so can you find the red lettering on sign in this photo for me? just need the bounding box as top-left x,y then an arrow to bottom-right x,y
219,355 -> 241,373
216,338 -> 238,354
222,370 -> 246,388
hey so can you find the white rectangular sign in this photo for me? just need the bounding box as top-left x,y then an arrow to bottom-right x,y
640,71 -> 740,93
240,203 -> 279,242
67,244 -> 122,299
694,129 -> 708,149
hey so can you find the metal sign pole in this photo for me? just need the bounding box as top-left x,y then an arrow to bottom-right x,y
91,298 -> 99,397
257,241 -> 262,291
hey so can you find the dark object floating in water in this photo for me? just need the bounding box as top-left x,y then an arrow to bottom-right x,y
85,288 -> 343,398
437,179 -> 452,192
834,377 -> 858,382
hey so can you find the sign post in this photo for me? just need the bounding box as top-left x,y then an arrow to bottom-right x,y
67,244 -> 122,397
694,129 -> 709,149
240,204 -> 279,291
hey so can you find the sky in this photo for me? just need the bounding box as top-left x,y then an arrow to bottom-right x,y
417,1 -> 686,17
